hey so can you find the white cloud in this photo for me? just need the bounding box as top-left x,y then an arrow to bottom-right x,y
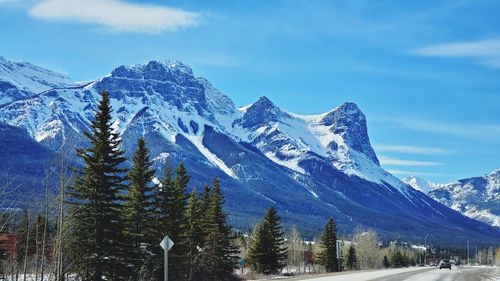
29,0 -> 201,33
378,156 -> 442,167
412,39 -> 500,68
374,144 -> 451,155
376,117 -> 500,141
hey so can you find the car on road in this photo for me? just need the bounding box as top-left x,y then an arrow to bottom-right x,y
439,259 -> 452,270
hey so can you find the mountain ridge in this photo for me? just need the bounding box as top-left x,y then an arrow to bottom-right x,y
405,170 -> 500,228
1,56 -> 499,242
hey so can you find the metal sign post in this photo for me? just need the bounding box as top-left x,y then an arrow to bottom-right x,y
336,240 -> 341,272
160,235 -> 174,281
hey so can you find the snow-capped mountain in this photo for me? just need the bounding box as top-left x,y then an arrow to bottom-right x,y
0,56 -> 75,105
1,56 -> 499,242
421,170 -> 500,228
403,176 -> 443,193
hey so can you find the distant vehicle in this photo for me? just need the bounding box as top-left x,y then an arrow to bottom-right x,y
418,264 -> 426,267
439,259 -> 452,270
430,261 -> 438,267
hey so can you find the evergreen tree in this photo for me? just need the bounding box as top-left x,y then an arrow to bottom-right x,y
248,207 -> 287,275
151,161 -> 173,279
185,189 -> 204,280
67,91 -> 128,280
154,162 -> 189,280
122,138 -> 157,278
248,220 -> 273,274
195,179 -> 239,281
383,255 -> 390,268
391,249 -> 403,268
346,244 -> 358,270
317,218 -> 338,272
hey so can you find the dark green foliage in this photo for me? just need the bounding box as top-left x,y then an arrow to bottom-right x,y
389,248 -> 411,268
67,91 -> 128,280
248,207 -> 287,275
383,255 -> 390,268
194,179 -> 239,281
393,250 -> 403,268
153,162 -> 189,280
122,138 -> 157,278
185,189 -> 204,279
317,218 -> 338,272
345,244 -> 358,270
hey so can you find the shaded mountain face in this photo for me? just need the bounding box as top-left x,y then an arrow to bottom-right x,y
1,56 -> 499,242
407,170 -> 500,228
0,123 -> 57,204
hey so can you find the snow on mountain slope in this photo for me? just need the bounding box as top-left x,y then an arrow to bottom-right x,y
233,98 -> 412,198
403,176 -> 444,193
1,56 -> 499,241
0,60 -> 242,178
412,170 -> 500,227
0,57 -> 415,196
0,56 -> 75,104
0,57 -> 458,202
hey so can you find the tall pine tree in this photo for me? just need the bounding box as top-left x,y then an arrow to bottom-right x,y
122,138 -> 157,278
383,255 -> 390,268
67,91 -> 128,280
248,207 -> 287,275
195,178 -> 239,281
185,189 -> 204,280
317,218 -> 339,272
154,162 -> 189,280
346,244 -> 358,270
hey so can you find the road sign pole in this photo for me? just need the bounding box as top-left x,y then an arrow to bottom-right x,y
164,238 -> 168,281
160,236 -> 174,281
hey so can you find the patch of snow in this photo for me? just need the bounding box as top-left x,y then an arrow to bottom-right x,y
184,132 -> 238,179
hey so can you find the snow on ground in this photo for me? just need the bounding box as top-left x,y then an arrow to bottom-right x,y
251,267 -> 430,281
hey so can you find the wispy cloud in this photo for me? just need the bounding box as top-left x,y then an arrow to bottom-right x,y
376,117 -> 500,141
374,144 -> 452,155
412,39 -> 500,68
378,156 -> 442,167
29,0 -> 201,33
387,169 -> 443,177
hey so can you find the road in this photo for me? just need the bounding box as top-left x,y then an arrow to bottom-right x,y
294,266 -> 500,281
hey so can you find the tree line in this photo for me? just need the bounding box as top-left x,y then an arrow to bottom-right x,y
1,91 -> 499,280
66,91 -> 241,281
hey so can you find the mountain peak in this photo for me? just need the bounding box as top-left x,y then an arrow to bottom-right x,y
319,102 -> 379,165
488,168 -> 500,177
403,176 -> 442,193
110,59 -> 194,80
254,95 -> 276,108
338,101 -> 361,111
236,96 -> 285,128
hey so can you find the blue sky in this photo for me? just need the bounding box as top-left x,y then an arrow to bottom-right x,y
0,0 -> 499,183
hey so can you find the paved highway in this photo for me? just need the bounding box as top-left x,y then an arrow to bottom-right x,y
294,266 -> 500,281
